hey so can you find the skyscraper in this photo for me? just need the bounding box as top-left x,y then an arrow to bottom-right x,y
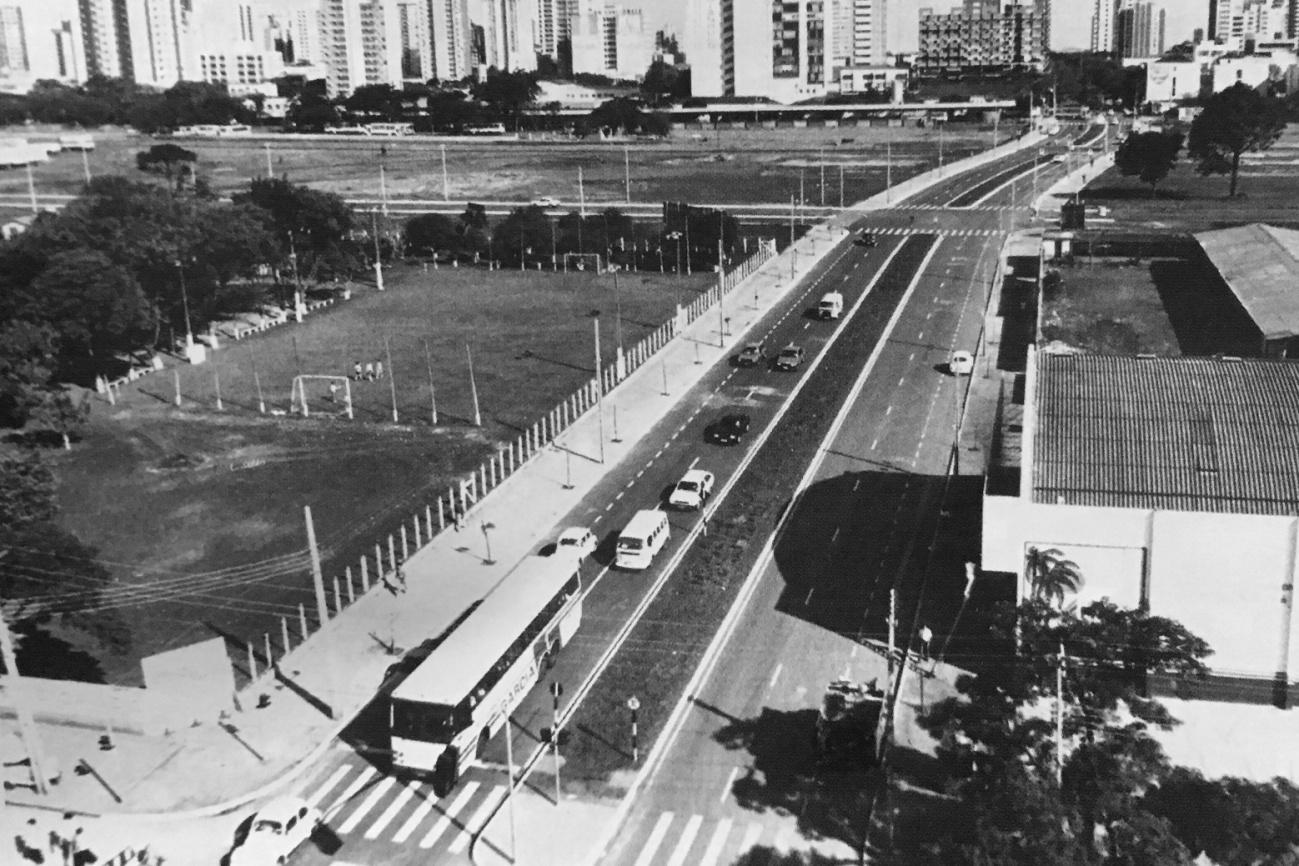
396,0 -> 432,79
680,0 -> 723,96
535,0 -> 571,59
1092,0 -> 1117,52
569,2 -> 649,80
428,0 -> 471,80
78,0 -> 131,79
482,0 -> 537,71
124,0 -> 185,85
0,5 -> 29,71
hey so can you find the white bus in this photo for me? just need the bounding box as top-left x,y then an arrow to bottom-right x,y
366,122 -> 414,136
389,554 -> 583,791
615,509 -> 670,571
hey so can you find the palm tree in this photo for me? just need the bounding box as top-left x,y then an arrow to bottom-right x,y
1025,546 -> 1084,609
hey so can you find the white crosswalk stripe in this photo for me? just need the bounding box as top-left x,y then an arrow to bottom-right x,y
302,765 -> 351,809
364,779 -> 419,839
698,818 -> 733,866
324,766 -> 377,819
663,814 -> 703,866
391,792 -> 436,845
633,812 -> 675,866
338,776 -> 396,834
447,784 -> 506,854
419,781 -> 480,849
740,822 -> 764,852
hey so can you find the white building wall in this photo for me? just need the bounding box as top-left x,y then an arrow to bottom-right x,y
1,0 -> 84,83
1211,49 -> 1297,90
1146,58 -> 1200,100
125,0 -> 185,86
429,0 -> 471,80
681,0 -> 723,96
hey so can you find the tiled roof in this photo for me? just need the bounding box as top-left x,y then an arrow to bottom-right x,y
1032,353 -> 1299,515
1196,223 -> 1299,341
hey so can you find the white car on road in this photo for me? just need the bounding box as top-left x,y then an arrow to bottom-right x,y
531,196 -> 561,207
230,797 -> 321,866
668,469 -> 715,510
950,350 -> 974,376
556,526 -> 597,560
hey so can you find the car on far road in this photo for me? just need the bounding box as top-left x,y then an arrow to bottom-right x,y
556,526 -> 597,560
854,231 -> 877,247
668,469 -> 715,510
949,350 -> 974,376
774,344 -> 805,371
230,797 -> 321,866
532,196 -> 561,207
706,413 -> 751,445
736,341 -> 766,367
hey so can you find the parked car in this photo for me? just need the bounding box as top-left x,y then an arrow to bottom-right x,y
706,413 -> 751,445
531,196 -> 561,207
853,231 -> 877,247
774,344 -> 805,371
556,526 -> 597,560
949,350 -> 974,376
230,797 -> 321,866
668,469 -> 715,510
736,341 -> 766,367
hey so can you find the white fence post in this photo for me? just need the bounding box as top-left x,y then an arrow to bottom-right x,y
401,524 -> 409,560
361,556 -> 370,591
346,567 -> 355,603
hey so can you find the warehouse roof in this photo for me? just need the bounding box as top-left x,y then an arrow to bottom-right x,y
1196,223 -> 1299,341
1032,353 -> 1299,515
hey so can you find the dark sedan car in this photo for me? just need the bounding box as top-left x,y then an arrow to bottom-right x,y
774,344 -> 805,371
736,341 -> 766,367
706,413 -> 752,445
853,231 -> 878,247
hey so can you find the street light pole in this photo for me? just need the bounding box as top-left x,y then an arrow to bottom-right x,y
440,144 -> 449,202
611,265 -> 624,361
593,317 -> 605,463
176,260 -> 194,351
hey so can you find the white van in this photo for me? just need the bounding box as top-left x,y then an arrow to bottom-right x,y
615,509 -> 670,570
817,292 -> 844,320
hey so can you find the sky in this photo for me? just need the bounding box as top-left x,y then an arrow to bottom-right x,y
637,0 -> 1212,54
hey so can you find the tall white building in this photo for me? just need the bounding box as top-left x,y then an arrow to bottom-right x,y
535,0 -> 572,59
680,0 -> 724,96
1092,0 -> 1117,51
569,2 -> 649,80
395,0 -> 431,79
0,6 -> 29,72
78,0 -> 130,79
317,0 -> 406,95
188,0 -> 285,86
429,0 -> 472,80
732,0 -> 834,102
482,0 -> 537,71
124,0 -> 185,86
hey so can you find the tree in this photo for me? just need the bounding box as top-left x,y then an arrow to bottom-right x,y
0,321 -> 60,429
1025,546 -> 1085,609
1114,130 -> 1184,198
136,143 -> 198,188
1145,769 -> 1299,865
471,68 -> 539,128
235,177 -> 354,279
344,83 -> 403,120
585,97 -> 646,136
28,388 -> 90,449
1187,82 -> 1287,196
127,81 -> 252,134
403,213 -> 462,257
492,206 -> 554,267
286,91 -> 340,131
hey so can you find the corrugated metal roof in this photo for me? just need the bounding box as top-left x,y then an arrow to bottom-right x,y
1196,223 -> 1299,340
1032,354 -> 1299,515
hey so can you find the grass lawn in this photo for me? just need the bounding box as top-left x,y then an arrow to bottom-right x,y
5,122 -> 994,208
51,263 -> 714,685
1082,125 -> 1299,234
1039,258 -> 1181,355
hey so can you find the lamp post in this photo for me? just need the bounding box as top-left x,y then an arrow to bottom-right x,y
481,520 -> 496,565
666,231 -> 683,274
610,265 -> 625,380
176,260 -> 194,353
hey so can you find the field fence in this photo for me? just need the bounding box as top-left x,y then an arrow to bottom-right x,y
239,243 -> 776,685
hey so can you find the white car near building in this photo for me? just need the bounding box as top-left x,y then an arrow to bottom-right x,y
556,526 -> 597,560
229,797 -> 321,866
668,469 -> 715,510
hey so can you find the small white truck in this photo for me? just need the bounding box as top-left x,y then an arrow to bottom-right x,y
817,292 -> 844,320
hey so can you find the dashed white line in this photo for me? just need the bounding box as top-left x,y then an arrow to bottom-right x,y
615,491 -> 625,500
769,662 -> 783,689
804,587 -> 815,606
688,456 -> 699,469
605,502 -> 614,511
870,436 -> 880,450
831,526 -> 840,543
719,767 -> 740,803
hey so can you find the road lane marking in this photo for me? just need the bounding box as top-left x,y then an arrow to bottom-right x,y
615,491 -> 625,500
831,526 -> 840,543
699,818 -> 734,866
605,502 -> 614,510
741,823 -> 764,852
688,456 -> 699,469
448,785 -> 506,853
804,587 -> 815,606
720,767 -> 739,803
419,781 -> 480,849
303,765 -> 351,809
769,663 -> 783,689
391,792 -> 436,844
885,406 -> 893,415
338,775 -> 397,833
324,766 -> 377,819
870,436 -> 879,450
664,814 -> 704,866
364,779 -> 418,839
633,812 -> 675,866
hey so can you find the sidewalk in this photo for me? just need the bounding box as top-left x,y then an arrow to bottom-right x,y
1,128 -> 1051,866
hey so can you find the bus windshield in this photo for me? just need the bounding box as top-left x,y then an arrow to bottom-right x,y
391,698 -> 465,743
618,537 -> 643,551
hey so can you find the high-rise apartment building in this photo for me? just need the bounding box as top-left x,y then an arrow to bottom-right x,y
429,0 -> 472,80
916,1 -> 1046,75
1116,0 -> 1163,57
124,0 -> 185,85
570,2 -> 649,80
396,0 -> 431,79
4,0 -> 85,83
1092,0 -> 1117,52
0,6 -> 29,71
78,0 -> 130,78
535,0 -> 572,59
482,0 -> 537,71
188,0 -> 285,87
680,0 -> 724,95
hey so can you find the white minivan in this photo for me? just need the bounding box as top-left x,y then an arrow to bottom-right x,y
615,509 -> 671,570
817,292 -> 844,320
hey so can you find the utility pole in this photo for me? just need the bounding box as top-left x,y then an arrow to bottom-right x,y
423,338 -> 438,425
578,165 -> 586,217
887,587 -> 897,685
81,148 -> 92,184
440,144 -> 449,201
593,317 -> 605,464
819,147 -> 826,206
1056,642 -> 1066,786
379,161 -> 389,216
839,164 -> 844,209
624,145 -> 631,203
0,554 -> 51,796
384,335 -> 398,423
717,234 -> 726,348
466,343 -> 482,426
25,163 -> 37,214
886,135 -> 893,204
304,506 -> 328,628
790,195 -> 795,248
264,142 -> 273,178
371,210 -> 385,291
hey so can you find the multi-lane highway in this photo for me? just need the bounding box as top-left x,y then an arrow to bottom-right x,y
275,133 -> 1074,866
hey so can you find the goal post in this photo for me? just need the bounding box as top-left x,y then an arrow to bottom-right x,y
291,375 -> 353,419
561,252 -> 604,274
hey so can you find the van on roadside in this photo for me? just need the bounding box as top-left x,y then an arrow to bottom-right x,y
615,509 -> 670,570
817,292 -> 844,320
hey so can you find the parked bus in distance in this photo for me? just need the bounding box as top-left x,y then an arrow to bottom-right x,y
325,125 -> 370,136
389,553 -> 583,792
214,124 -> 253,136
366,122 -> 414,136
464,123 -> 507,135
59,133 -> 95,151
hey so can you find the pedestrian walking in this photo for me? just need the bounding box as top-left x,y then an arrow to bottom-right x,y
375,359 -> 384,380
382,572 -> 398,596
395,566 -> 406,593
454,507 -> 465,533
352,361 -> 362,380
364,361 -> 375,381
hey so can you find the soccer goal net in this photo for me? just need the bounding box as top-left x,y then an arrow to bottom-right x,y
562,252 -> 604,274
290,375 -> 354,419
